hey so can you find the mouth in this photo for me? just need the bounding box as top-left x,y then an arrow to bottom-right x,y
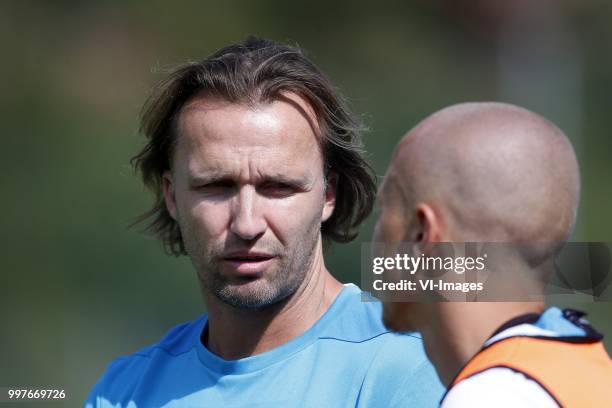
221,252 -> 276,275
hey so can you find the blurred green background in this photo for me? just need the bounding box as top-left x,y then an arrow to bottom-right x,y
2,0 -> 611,403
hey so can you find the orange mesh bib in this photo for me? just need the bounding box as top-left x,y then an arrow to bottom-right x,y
451,336 -> 612,406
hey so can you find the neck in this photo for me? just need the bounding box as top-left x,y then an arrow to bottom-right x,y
203,244 -> 343,360
422,301 -> 545,387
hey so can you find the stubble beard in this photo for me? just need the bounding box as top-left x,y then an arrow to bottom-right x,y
183,218 -> 322,310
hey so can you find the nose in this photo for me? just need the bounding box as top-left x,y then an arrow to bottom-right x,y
229,185 -> 266,241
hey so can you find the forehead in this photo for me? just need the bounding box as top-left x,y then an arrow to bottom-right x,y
173,93 -> 322,176
378,167 -> 405,206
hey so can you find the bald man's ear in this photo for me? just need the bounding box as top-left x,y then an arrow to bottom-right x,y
414,203 -> 443,244
162,170 -> 178,221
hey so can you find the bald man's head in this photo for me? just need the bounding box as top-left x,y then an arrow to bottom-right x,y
378,102 -> 580,249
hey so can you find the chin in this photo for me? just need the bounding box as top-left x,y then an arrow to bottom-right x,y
382,302 -> 417,333
214,277 -> 300,310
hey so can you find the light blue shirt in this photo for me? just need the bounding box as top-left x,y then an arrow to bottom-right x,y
86,284 -> 444,407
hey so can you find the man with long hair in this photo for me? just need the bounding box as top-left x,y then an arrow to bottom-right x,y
86,37 -> 443,407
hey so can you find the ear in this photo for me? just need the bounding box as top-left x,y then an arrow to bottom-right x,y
162,170 -> 178,220
321,172 -> 337,222
414,203 -> 443,243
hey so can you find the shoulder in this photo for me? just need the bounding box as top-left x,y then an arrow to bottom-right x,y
115,315 -> 205,364
320,284 -> 396,341
355,332 -> 444,407
328,284 -> 432,362
442,367 -> 558,408
337,286 -> 444,407
85,316 -> 205,405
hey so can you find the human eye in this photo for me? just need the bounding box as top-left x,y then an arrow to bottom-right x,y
194,179 -> 235,196
258,180 -> 299,198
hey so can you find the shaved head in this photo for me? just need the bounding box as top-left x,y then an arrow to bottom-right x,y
382,102 -> 580,245
377,102 -> 582,386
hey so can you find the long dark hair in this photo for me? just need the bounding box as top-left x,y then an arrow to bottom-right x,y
132,36 -> 376,255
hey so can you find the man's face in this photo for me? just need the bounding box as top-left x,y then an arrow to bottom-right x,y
373,172 -> 419,332
372,173 -> 408,247
164,93 -> 335,309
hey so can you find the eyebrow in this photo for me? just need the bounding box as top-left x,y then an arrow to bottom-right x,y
187,171 -> 314,188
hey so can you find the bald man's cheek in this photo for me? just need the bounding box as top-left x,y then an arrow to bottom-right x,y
382,303 -> 416,333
